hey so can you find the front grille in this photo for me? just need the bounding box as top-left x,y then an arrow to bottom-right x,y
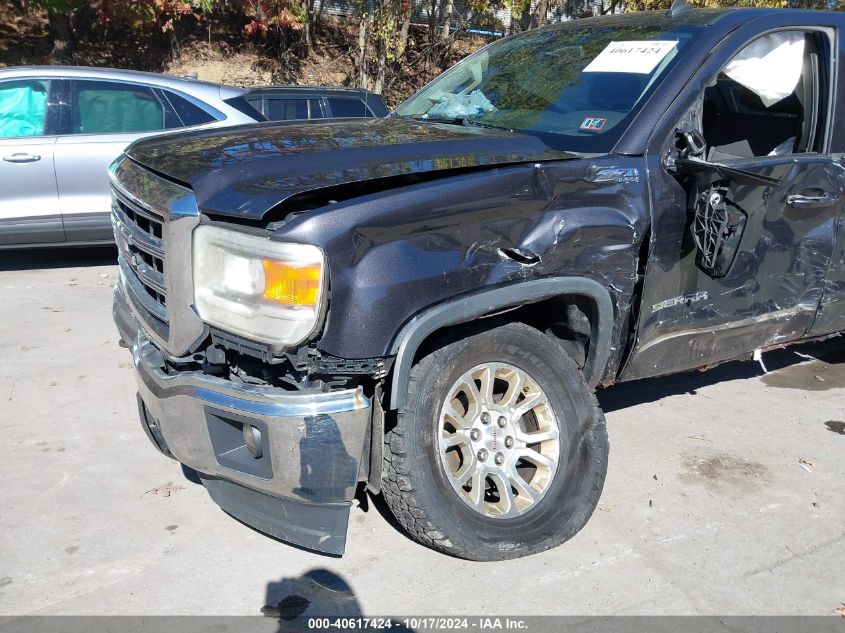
112,190 -> 168,321
111,156 -> 204,356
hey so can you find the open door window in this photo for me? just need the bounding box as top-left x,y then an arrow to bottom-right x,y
670,29 -> 832,277
701,31 -> 829,160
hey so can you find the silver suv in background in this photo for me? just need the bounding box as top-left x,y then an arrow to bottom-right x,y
0,66 -> 264,247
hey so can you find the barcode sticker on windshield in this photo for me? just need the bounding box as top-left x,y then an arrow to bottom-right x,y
583,40 -> 678,74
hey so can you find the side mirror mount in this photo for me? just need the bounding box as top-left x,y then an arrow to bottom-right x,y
675,156 -> 782,187
669,128 -> 782,186
664,127 -> 706,173
678,129 -> 706,159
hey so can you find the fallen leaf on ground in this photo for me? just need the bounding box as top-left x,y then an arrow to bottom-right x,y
799,458 -> 815,467
143,482 -> 185,498
687,434 -> 711,441
833,605 -> 845,618
61,327 -> 71,332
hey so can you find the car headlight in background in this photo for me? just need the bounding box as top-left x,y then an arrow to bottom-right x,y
193,225 -> 326,347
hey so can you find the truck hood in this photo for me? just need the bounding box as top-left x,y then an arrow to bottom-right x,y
125,117 -> 576,220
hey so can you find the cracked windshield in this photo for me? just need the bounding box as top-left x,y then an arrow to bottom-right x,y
395,17 -> 701,150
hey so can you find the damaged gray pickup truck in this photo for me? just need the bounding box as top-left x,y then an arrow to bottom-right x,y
111,4 -> 845,560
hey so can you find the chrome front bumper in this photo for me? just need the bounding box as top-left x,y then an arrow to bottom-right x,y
115,285 -> 372,555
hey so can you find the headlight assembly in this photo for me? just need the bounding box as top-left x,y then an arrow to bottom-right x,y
192,225 -> 326,347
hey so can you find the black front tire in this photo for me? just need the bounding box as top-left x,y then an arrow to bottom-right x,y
381,322 -> 608,560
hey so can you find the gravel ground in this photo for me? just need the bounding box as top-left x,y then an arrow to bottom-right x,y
1,247 -> 843,617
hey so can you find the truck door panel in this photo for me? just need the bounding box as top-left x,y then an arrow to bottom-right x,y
744,156 -> 842,341
810,184 -> 845,337
622,27 -> 841,380
621,154 -> 759,380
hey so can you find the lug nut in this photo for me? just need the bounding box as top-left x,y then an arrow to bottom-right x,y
505,436 -> 514,448
470,428 -> 481,441
497,416 -> 507,428
480,412 -> 491,425
477,448 -> 488,462
494,452 -> 505,466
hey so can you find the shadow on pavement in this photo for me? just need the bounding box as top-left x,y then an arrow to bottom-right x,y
0,245 -> 117,271
262,569 -> 416,631
180,463 -> 203,485
598,336 -> 845,413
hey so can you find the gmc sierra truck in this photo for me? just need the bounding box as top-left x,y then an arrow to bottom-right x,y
112,4 -> 845,560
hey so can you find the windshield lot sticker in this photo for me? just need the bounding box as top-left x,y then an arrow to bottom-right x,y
584,40 -> 678,74
580,117 -> 607,132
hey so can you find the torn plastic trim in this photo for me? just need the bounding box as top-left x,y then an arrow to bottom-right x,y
386,277 -> 615,410
635,303 -> 817,355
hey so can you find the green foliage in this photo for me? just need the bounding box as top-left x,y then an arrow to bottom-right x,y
503,0 -> 531,23
190,0 -> 217,14
371,0 -> 411,62
12,0 -> 845,100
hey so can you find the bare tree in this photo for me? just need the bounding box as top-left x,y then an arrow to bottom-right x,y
440,0 -> 454,38
358,10 -> 370,89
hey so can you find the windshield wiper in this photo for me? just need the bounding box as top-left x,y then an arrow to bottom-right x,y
460,117 -> 513,133
396,114 -> 513,133
394,114 -> 584,159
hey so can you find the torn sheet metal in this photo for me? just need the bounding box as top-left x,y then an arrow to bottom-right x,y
623,149 -> 843,381
277,155 -> 647,368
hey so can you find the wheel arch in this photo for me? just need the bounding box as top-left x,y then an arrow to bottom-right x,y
386,277 -> 615,410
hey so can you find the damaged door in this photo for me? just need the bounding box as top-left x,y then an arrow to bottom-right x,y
623,28 -> 842,380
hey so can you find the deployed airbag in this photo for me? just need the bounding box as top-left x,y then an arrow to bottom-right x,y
76,88 -> 163,134
724,33 -> 805,107
426,89 -> 496,120
0,83 -> 46,138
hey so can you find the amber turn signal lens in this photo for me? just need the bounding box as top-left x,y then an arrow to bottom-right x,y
261,260 -> 321,306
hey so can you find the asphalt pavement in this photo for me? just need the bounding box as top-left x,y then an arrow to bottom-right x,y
1,247 -> 843,617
